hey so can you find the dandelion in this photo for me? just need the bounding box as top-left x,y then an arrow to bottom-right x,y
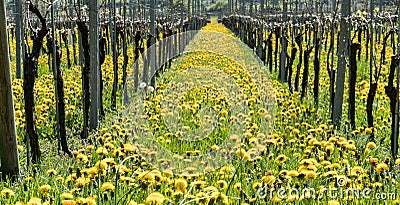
372,182 -> 383,188
27,198 -> 42,205
139,82 -> 147,89
174,178 -> 188,191
366,142 -> 376,149
275,154 -> 288,163
101,182 -> 115,192
216,180 -> 228,189
331,163 -> 341,169
1,188 -> 14,198
147,86 -> 155,92
375,162 -> 389,173
252,182 -> 262,190
96,147 -> 108,155
146,192 -> 165,205
192,181 -> 206,189
286,194 -> 297,202
262,175 -> 276,185
292,128 -> 300,135
39,184 -> 51,193
364,148 -> 371,154
365,127 -> 373,134
76,154 -> 89,163
139,172 -> 155,184
350,166 -> 363,176
61,193 -> 74,199
210,144 -> 219,151
172,190 -> 184,198
236,148 -> 247,158
272,195 -> 282,203
123,143 -> 135,152
56,176 -> 65,182
288,170 -> 299,177
85,197 -> 97,205
305,171 -> 317,180
369,157 -> 379,163
233,182 -> 242,191
61,200 -> 76,205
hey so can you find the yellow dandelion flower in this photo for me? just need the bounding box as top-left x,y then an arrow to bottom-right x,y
27,198 -> 42,205
39,184 -> 51,193
364,148 -> 371,154
366,142 -> 376,149
326,145 -> 334,152
44,169 -> 56,176
332,163 -> 341,169
61,193 -> 74,199
275,154 -> 288,163
304,170 -> 317,180
288,170 -> 299,177
365,128 -> 373,134
233,182 -> 242,191
146,192 -> 165,205
286,194 -> 297,202
376,162 -> 389,173
25,176 -> 34,182
172,190 -> 184,198
272,195 -> 282,202
217,180 -> 228,189
236,148 -> 247,158
369,157 -> 379,163
95,160 -> 108,170
1,188 -> 14,198
210,144 -> 219,151
96,147 -> 108,155
61,200 -> 76,205
139,172 -> 155,184
262,175 -> 275,185
76,154 -> 89,163
85,196 -> 97,205
292,128 -> 300,135
372,182 -> 383,188
174,179 -> 188,191
101,182 -> 115,192
252,182 -> 262,190
86,145 -> 95,153
192,181 -> 206,189
123,143 -> 135,152
350,166 -> 363,176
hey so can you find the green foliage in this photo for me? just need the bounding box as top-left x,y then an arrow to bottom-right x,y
206,0 -> 227,12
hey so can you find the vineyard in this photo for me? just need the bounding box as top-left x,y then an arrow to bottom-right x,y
1,0 -> 400,204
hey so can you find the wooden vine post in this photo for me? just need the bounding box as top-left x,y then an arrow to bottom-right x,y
333,0 -> 351,127
279,0 -> 288,82
89,0 -> 100,129
0,0 -> 20,179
